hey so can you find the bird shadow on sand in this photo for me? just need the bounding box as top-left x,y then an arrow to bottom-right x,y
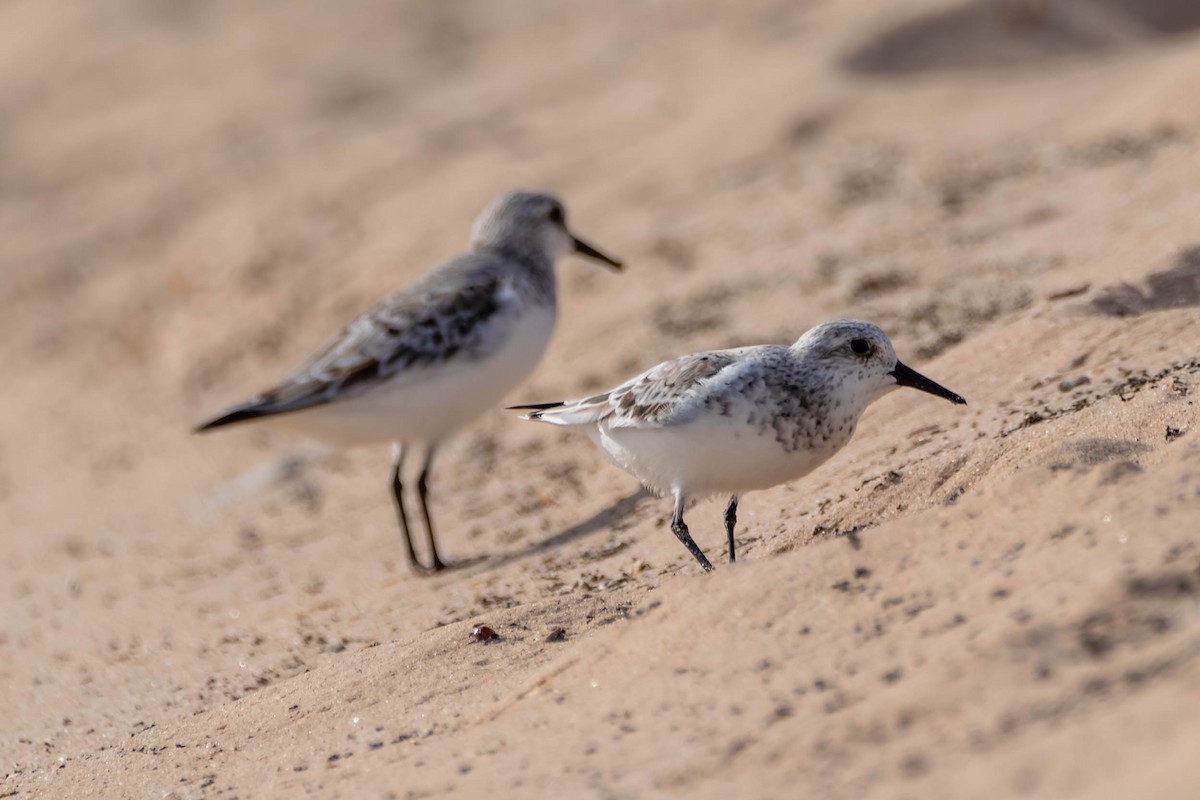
1089,245 -> 1200,317
842,0 -> 1200,77
469,487 -> 654,574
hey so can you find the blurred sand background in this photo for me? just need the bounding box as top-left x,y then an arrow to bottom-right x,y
3,0 -> 1200,797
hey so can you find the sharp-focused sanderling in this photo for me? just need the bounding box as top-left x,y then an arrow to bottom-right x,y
196,190 -> 622,572
512,320 -> 965,572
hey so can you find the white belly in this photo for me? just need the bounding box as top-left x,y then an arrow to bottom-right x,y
590,414 -> 848,498
270,306 -> 556,447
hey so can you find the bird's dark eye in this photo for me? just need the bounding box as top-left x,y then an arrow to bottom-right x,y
547,206 -> 565,225
850,339 -> 871,355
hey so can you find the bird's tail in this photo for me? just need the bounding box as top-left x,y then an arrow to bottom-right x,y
507,400 -> 567,421
508,398 -> 610,426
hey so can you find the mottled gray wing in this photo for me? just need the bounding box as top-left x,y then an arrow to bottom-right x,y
606,351 -> 740,427
197,254 -> 519,430
527,350 -> 738,429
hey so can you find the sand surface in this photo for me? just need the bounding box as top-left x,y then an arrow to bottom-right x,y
3,0 -> 1200,797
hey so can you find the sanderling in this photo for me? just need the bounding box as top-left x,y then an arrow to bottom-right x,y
196,190 -> 622,573
512,320 -> 965,572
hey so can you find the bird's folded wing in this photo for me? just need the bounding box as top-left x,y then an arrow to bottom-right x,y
197,259 -> 518,429
531,350 -> 738,429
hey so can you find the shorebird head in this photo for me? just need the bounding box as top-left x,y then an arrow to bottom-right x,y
470,191 -> 622,270
793,320 -> 967,409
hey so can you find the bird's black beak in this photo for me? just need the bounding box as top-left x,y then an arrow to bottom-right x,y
890,361 -> 967,405
572,235 -> 622,270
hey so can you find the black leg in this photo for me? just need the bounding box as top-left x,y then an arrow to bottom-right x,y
671,490 -> 713,572
416,446 -> 446,572
724,495 -> 739,563
390,444 -> 431,573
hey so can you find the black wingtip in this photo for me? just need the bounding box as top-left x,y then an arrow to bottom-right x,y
193,407 -> 271,434
506,401 -> 566,412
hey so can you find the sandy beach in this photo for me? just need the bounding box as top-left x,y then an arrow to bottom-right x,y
3,0 -> 1200,797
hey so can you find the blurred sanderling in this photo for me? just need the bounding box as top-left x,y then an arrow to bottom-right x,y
513,320 -> 965,572
196,190 -> 622,572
